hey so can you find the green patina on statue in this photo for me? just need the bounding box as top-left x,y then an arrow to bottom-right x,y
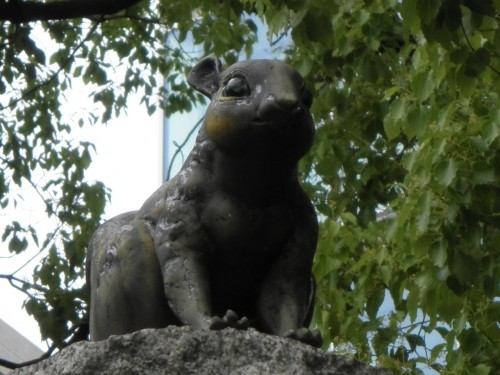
86,56 -> 321,346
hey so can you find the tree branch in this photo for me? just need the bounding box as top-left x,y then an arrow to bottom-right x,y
0,347 -> 53,370
0,274 -> 49,293
0,0 -> 144,23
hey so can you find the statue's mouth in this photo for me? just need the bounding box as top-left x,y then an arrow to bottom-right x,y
253,114 -> 306,129
252,117 -> 272,126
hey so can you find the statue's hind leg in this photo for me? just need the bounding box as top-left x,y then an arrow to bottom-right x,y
87,212 -> 178,341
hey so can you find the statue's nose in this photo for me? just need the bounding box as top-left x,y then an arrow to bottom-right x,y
259,93 -> 303,119
274,93 -> 299,111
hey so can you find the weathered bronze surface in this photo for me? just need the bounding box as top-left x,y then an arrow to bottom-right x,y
86,56 -> 320,346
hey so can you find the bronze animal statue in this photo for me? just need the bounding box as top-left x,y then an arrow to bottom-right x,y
86,56 -> 321,346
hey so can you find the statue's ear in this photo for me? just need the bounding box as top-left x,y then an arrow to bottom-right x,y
188,55 -> 222,98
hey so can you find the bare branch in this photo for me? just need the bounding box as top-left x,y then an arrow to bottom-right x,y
166,116 -> 203,180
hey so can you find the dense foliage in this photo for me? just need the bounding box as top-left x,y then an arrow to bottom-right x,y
1,0 -> 499,373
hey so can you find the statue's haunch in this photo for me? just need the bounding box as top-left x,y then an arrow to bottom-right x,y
86,56 -> 321,347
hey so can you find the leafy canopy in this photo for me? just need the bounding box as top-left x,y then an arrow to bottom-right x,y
1,0 -> 499,374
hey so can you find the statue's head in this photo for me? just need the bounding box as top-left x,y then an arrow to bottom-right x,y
188,56 -> 315,160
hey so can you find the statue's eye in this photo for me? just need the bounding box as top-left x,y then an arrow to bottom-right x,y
223,76 -> 250,97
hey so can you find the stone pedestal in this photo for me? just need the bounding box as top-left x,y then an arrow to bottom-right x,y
14,326 -> 390,375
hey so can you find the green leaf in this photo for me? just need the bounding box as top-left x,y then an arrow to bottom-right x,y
403,105 -> 428,139
383,86 -> 401,101
301,9 -> 332,45
456,68 -> 477,97
435,159 -> 457,187
384,99 -> 407,140
401,0 -> 419,37
482,110 -> 500,143
458,328 -> 483,355
472,162 -> 495,184
453,312 -> 468,334
411,71 -> 435,102
8,235 -> 28,253
436,284 -> 462,322
436,326 -> 450,338
384,115 -> 400,141
341,212 -> 358,225
407,287 -> 419,322
417,191 -> 433,233
430,343 -> 446,362
416,0 -> 442,21
471,364 -> 491,375
468,136 -> 489,153
464,48 -> 490,77
430,240 -> 447,267
366,288 -> 385,320
406,334 -> 425,351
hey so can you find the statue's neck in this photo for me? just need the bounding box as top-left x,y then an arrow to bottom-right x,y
186,128 -> 299,204
213,150 -> 297,203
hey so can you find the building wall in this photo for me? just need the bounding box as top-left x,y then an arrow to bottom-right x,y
0,319 -> 43,374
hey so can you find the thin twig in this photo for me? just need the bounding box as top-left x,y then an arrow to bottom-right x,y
398,319 -> 431,331
166,116 -> 204,180
0,253 -> 17,259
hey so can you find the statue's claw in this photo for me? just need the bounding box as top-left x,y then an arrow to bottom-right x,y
209,309 -> 249,331
284,328 -> 323,347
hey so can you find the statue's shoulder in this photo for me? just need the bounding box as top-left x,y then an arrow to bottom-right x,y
137,160 -> 211,223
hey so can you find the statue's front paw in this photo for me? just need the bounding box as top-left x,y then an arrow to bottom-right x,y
284,328 -> 323,347
209,309 -> 249,331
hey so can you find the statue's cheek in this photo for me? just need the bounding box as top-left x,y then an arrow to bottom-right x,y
204,111 -> 234,142
204,111 -> 251,153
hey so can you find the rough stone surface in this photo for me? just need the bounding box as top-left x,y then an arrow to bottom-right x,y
14,327 -> 391,375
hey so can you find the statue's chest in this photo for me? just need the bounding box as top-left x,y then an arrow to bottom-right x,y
201,193 -> 292,257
